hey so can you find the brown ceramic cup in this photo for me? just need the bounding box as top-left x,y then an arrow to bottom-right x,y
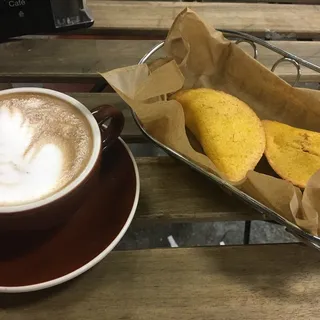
0,88 -> 124,231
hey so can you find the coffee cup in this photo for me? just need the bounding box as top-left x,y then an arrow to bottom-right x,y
0,88 -> 124,231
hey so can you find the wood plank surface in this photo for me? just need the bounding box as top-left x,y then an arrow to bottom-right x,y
84,1 -> 320,37
67,92 -> 260,222
200,0 -> 320,3
0,40 -> 160,83
73,94 -> 259,222
103,0 -> 320,3
1,39 -> 320,83
135,157 -> 259,222
1,244 -> 319,319
70,93 -> 260,222
71,93 -> 142,142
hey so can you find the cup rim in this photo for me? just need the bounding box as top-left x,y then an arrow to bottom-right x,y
0,138 -> 139,293
0,87 -> 101,213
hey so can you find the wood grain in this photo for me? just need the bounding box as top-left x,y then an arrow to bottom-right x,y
135,157 -> 259,222
104,0 -> 320,3
0,40 -> 160,83
85,1 -> 320,37
71,93 -> 142,142
199,0 -> 320,3
0,39 -> 319,83
1,244 -> 319,319
72,92 -> 260,221
62,92 -> 260,222
102,0 -> 320,3
69,93 -> 260,222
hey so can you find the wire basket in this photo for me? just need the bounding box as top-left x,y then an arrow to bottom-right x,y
134,30 -> 320,251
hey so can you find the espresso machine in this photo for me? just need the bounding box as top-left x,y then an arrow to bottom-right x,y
0,0 -> 94,40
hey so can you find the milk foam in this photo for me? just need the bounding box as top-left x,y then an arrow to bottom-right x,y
0,93 -> 93,206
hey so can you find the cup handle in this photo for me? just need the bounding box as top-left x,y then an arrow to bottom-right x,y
91,105 -> 125,150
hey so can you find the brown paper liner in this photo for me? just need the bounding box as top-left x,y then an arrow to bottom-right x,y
101,9 -> 320,236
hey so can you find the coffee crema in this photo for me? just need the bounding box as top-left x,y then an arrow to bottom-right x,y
0,93 -> 93,206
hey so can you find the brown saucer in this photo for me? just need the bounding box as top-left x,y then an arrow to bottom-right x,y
0,138 -> 139,293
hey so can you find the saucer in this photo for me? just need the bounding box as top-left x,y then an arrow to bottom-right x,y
0,138 -> 139,293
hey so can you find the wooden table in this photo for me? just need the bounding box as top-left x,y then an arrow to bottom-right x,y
1,1 -> 320,319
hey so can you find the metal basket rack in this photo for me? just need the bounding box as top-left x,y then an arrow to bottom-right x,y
134,30 -> 320,251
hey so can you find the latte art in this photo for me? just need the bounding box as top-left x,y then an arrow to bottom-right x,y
0,93 -> 93,206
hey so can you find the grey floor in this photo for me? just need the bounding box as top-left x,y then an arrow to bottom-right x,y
114,144 -> 298,251
116,221 -> 298,250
